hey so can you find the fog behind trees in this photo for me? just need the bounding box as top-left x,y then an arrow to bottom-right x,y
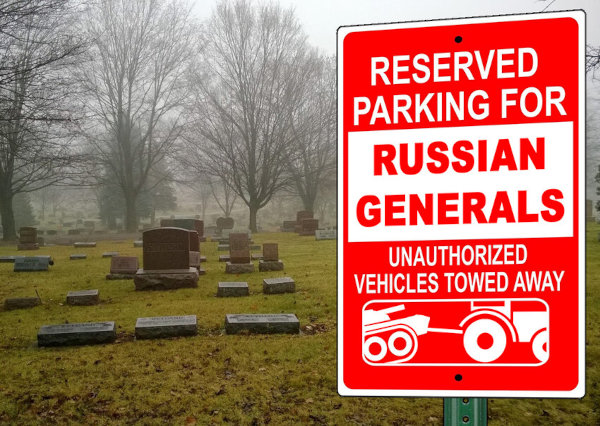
1,0 -> 598,239
0,0 -> 336,239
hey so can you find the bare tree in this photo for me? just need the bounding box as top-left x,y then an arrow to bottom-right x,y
77,0 -> 197,232
286,55 -> 336,213
185,0 -> 320,232
0,0 -> 85,240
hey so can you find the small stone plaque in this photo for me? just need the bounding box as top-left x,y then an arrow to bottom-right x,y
217,244 -> 229,251
102,252 -> 119,258
263,243 -> 279,261
315,229 -> 337,240
110,256 -> 138,274
219,254 -> 230,262
225,262 -> 254,274
217,282 -> 249,297
135,315 -> 197,339
70,254 -> 87,260
67,289 -> 99,306
263,277 -> 295,294
4,297 -> 41,310
225,314 -> 299,334
133,240 -> 143,248
37,322 -> 117,347
74,242 -> 96,248
14,256 -> 49,272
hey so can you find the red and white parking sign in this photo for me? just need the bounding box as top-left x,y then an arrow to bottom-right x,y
337,11 -> 585,397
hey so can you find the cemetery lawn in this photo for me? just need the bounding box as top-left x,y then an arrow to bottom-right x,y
0,231 -> 598,425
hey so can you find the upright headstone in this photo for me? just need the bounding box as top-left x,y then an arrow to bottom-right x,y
216,217 -> 235,237
299,218 -> 319,236
226,232 -> 254,273
17,227 -> 39,250
163,219 -> 205,242
37,322 -> 117,347
281,220 -> 297,232
295,211 -> 313,233
259,243 -> 284,271
106,256 -> 138,280
134,227 -> 198,290
188,230 -> 206,274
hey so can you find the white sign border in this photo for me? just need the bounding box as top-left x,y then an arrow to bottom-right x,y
337,10 -> 586,398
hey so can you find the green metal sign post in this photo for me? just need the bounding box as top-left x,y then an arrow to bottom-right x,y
444,398 -> 487,426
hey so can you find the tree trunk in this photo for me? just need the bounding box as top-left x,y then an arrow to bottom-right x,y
124,194 -> 138,232
249,203 -> 259,233
0,191 -> 17,241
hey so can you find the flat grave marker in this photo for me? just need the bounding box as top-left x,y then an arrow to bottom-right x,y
70,254 -> 87,260
102,252 -> 119,258
217,282 -> 249,297
263,277 -> 295,294
73,242 -> 96,248
225,314 -> 299,334
4,297 -> 41,310
315,229 -> 337,240
66,289 -> 99,306
38,322 -> 117,347
14,256 -> 50,272
135,315 -> 197,339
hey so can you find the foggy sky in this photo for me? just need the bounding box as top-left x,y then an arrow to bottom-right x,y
193,0 -> 600,55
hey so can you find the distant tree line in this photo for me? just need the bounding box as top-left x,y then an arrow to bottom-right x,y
0,0 -> 334,238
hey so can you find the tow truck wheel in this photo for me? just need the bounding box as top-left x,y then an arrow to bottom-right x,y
388,325 -> 418,363
463,318 -> 507,363
531,329 -> 549,363
364,336 -> 387,362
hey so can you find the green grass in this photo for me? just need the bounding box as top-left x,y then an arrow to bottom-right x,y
0,231 -> 598,424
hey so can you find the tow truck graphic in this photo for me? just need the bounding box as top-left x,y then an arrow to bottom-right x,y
362,299 -> 549,366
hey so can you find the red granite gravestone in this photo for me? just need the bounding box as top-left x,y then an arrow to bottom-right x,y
18,227 -> 39,250
143,228 -> 190,270
188,230 -> 200,252
259,242 -> 284,271
160,218 -> 175,227
300,218 -> 319,236
135,227 -> 198,290
295,211 -> 313,233
110,257 -> 139,274
263,243 -> 279,261
229,233 -> 250,264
